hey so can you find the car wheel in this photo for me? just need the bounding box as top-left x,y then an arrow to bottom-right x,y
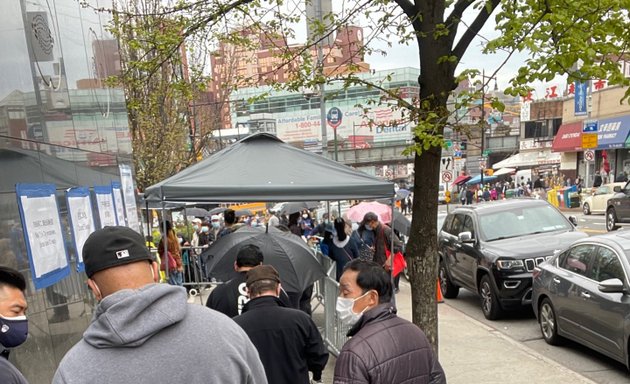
606,208 -> 620,232
582,203 -> 591,215
539,298 -> 561,345
439,260 -> 459,299
479,274 -> 503,320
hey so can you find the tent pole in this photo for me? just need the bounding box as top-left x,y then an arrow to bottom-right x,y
162,204 -> 169,281
145,201 -> 151,243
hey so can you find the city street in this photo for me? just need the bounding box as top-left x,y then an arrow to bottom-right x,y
432,203 -> 630,383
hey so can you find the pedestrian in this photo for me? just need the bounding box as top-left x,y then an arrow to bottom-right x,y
465,187 -> 474,205
482,187 -> 491,202
210,215 -> 222,241
53,226 -> 266,384
288,212 -> 302,237
299,210 -> 314,236
400,197 -> 407,215
593,171 -> 603,188
217,209 -> 243,238
355,212 -> 403,272
157,220 -> 184,286
234,265 -> 329,384
324,218 -> 359,281
0,267 -> 29,384
533,175 -> 544,189
267,211 -> 280,227
333,260 -> 446,384
190,218 -> 202,254
206,244 -> 293,317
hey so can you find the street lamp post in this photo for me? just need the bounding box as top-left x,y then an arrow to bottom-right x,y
315,0 -> 328,159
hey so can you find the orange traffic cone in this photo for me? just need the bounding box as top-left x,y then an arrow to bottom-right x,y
437,279 -> 444,303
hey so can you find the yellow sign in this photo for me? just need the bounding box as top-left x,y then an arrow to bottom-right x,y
582,133 -> 598,149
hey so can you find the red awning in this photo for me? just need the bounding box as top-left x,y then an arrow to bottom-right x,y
552,122 -> 582,152
453,174 -> 471,185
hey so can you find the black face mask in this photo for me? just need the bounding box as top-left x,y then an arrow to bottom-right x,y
0,315 -> 28,348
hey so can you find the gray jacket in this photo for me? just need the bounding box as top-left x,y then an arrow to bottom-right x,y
53,284 -> 267,384
333,304 -> 446,384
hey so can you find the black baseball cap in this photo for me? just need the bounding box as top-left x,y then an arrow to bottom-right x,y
83,226 -> 154,278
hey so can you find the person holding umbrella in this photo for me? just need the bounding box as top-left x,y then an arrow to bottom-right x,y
206,244 -> 293,317
234,265 -> 329,384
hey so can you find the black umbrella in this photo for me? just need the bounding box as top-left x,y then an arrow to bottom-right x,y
390,211 -> 411,237
235,209 -> 253,217
280,201 -> 320,215
202,227 -> 324,292
208,207 -> 227,215
185,207 -> 209,217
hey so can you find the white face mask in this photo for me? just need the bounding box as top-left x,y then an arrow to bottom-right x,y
335,291 -> 372,326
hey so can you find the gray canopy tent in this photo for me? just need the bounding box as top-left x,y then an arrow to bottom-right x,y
144,133 -> 394,203
144,133 -> 397,289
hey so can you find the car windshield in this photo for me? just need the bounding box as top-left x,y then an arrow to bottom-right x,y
478,205 -> 571,241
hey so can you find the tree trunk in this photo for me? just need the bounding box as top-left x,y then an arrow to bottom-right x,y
407,0 -> 455,356
408,144 -> 442,356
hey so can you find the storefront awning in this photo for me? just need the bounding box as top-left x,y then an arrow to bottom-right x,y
492,151 -> 561,169
597,115 -> 630,149
552,122 -> 582,152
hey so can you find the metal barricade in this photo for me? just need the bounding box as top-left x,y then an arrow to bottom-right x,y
317,254 -> 351,356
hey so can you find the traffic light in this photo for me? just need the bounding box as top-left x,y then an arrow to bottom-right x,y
484,169 -> 494,176
460,141 -> 467,150
445,190 -> 451,204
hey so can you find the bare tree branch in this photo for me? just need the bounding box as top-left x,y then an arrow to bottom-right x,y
452,0 -> 500,59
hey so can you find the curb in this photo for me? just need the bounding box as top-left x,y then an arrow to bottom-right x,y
447,304 -> 599,384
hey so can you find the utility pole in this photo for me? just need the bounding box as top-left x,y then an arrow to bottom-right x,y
316,0 -> 328,159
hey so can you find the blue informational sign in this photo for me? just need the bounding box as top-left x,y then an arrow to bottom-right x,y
16,183 -> 70,290
574,81 -> 588,116
326,107 -> 343,130
583,120 -> 598,133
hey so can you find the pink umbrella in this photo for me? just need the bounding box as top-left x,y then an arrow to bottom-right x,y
347,201 -> 392,224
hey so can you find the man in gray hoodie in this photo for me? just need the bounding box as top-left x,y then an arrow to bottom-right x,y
53,226 -> 267,384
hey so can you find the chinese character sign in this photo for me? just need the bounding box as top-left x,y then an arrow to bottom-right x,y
574,81 -> 588,116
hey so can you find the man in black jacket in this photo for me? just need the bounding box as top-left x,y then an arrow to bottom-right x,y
333,260 -> 446,384
206,244 -> 292,317
234,265 -> 329,384
0,267 -> 29,384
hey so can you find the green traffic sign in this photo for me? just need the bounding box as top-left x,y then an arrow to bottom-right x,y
482,150 -> 492,156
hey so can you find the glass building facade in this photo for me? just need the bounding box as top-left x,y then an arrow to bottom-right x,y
1,1 -> 132,382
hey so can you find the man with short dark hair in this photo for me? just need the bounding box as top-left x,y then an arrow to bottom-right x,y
234,265 -> 328,384
333,260 -> 445,384
206,244 -> 292,317
0,267 -> 29,384
53,226 -> 266,384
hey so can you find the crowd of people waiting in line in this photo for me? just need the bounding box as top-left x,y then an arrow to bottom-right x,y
1,208 -> 446,383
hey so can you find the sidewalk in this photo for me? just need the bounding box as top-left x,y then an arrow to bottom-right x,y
319,281 -> 596,384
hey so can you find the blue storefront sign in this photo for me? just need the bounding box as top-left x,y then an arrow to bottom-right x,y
596,115 -> 630,149
574,81 -> 588,116
583,120 -> 598,133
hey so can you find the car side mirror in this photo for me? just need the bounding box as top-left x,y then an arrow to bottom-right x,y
598,278 -> 625,293
568,215 -> 578,227
614,186 -> 622,193
458,231 -> 475,243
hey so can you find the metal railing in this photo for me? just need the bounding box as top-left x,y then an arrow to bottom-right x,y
317,254 -> 351,356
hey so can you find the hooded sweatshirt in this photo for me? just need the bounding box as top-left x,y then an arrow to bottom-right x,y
53,284 -> 267,384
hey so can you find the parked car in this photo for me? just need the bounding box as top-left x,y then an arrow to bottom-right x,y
606,182 -> 630,231
438,199 -> 587,320
532,232 -> 630,369
582,182 -> 625,215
